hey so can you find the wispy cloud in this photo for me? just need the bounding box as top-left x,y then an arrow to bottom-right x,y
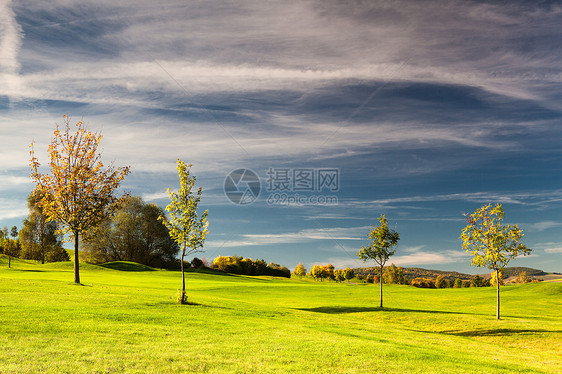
206,226 -> 368,248
0,0 -> 23,93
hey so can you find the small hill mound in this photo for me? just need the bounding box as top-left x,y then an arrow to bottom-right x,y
98,261 -> 155,272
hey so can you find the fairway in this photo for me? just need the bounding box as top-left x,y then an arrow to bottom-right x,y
1,257 -> 560,373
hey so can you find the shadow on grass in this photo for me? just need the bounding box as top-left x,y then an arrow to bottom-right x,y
16,269 -> 45,272
99,262 -> 155,272
296,306 -> 470,315
439,328 -> 560,337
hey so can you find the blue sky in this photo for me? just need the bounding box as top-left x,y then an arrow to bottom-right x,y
1,0 -> 561,273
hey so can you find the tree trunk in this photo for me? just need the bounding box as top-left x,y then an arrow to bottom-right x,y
74,232 -> 80,284
180,249 -> 186,304
8,255 -> 11,268
496,271 -> 500,320
380,264 -> 384,308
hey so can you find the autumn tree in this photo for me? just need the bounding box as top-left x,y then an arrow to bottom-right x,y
30,115 -> 130,283
343,267 -> 355,283
490,269 -> 504,287
334,269 -> 345,282
357,215 -> 399,308
435,275 -> 446,289
453,278 -> 462,288
461,203 -> 531,319
293,262 -> 307,278
160,159 -> 209,304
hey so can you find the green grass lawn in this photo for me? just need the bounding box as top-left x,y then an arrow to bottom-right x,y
0,255 -> 560,373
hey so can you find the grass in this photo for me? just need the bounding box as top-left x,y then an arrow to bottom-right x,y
0,255 -> 560,373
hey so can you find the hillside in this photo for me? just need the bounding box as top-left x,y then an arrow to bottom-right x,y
353,265 -> 550,281
0,259 -> 561,373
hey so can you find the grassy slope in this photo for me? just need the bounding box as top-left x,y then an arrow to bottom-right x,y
0,256 -> 560,373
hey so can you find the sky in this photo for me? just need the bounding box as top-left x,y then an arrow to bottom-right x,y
1,0 -> 561,274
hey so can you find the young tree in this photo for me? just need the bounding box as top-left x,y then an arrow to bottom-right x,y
461,203 -> 531,319
293,262 -> 307,279
357,215 -> 400,308
30,116 -> 130,283
160,159 -> 209,304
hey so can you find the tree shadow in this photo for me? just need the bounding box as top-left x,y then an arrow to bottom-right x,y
17,269 -> 45,272
99,262 -> 155,272
438,328 -> 560,337
295,306 -> 472,315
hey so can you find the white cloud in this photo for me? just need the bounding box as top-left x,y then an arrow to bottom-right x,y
391,249 -> 468,266
529,221 -> 562,232
0,0 -> 23,92
206,226 -> 368,248
533,242 -> 562,254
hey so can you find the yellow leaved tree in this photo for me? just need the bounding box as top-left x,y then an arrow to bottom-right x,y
461,203 -> 531,319
159,159 -> 209,304
30,115 -> 130,283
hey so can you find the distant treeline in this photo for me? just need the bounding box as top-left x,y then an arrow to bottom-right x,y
211,255 -> 291,278
302,263 -> 539,288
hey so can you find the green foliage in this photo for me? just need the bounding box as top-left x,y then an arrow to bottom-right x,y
357,215 -> 400,268
334,269 -> 345,282
82,195 -> 179,267
160,159 -> 209,301
19,193 -> 66,264
461,203 -> 531,272
461,203 -> 531,319
358,215 -> 399,307
212,255 -> 289,277
343,267 -> 354,282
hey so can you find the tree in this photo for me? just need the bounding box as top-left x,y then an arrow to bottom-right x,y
517,271 -> 529,284
160,159 -> 209,304
30,116 -> 130,283
19,193 -> 66,264
309,264 -> 325,281
435,275 -> 446,289
324,264 -> 335,281
453,278 -> 462,288
334,269 -> 345,282
82,196 -> 179,267
343,267 -> 355,283
470,274 -> 484,287
4,226 -> 19,268
461,203 -> 531,319
293,262 -> 307,279
357,215 -> 400,308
